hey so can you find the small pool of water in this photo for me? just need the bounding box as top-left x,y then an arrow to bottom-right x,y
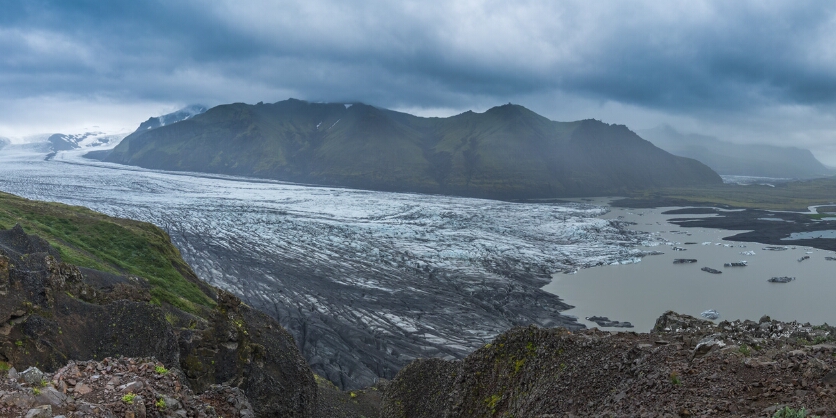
543,205 -> 836,332
783,230 -> 836,240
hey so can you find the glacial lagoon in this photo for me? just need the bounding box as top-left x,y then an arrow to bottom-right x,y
544,203 -> 836,332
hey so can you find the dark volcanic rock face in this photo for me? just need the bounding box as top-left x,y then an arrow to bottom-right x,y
381,311 -> 836,417
381,358 -> 461,418
175,290 -> 317,417
0,225 -> 317,417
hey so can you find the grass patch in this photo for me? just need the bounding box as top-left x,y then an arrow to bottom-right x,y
669,371 -> 681,386
484,394 -> 501,412
812,336 -> 829,345
617,177 -> 836,211
0,191 -> 214,313
773,406 -> 819,418
514,358 -> 526,373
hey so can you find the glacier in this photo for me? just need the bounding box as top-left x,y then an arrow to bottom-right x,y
0,146 -> 655,389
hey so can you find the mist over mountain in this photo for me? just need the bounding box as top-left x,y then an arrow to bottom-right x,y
640,125 -> 833,179
0,137 -> 9,150
60,106 -> 207,160
102,99 -> 721,199
136,104 -> 207,131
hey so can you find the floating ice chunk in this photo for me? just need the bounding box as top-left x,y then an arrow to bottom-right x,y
700,309 -> 720,320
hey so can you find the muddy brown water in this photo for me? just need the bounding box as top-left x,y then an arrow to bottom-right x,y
543,201 -> 836,332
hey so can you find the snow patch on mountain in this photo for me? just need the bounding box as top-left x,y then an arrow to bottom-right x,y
137,105 -> 208,131
48,132 -> 125,151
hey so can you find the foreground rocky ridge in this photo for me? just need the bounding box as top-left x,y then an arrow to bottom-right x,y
0,224 -> 316,417
382,311 -> 836,417
0,357 -> 254,417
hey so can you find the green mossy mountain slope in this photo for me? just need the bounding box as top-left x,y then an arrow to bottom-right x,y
0,192 -> 318,416
0,191 -> 213,312
105,99 -> 722,199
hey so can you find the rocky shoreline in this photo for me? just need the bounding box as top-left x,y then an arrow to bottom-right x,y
655,207 -> 836,252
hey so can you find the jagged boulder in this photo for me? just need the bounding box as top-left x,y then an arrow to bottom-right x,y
23,405 -> 51,418
651,310 -> 714,334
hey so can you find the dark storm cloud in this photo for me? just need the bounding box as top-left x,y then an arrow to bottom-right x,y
4,0 -> 836,158
0,1 -> 831,108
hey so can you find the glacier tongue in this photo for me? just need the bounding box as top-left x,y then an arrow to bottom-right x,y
0,149 -> 652,389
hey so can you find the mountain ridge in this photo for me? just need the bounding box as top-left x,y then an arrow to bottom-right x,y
100,99 -> 722,199
640,124 -> 833,179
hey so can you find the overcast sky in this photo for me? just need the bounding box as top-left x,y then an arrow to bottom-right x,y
3,1 -> 836,163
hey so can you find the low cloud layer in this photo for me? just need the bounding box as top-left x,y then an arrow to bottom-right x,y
3,1 -> 836,163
